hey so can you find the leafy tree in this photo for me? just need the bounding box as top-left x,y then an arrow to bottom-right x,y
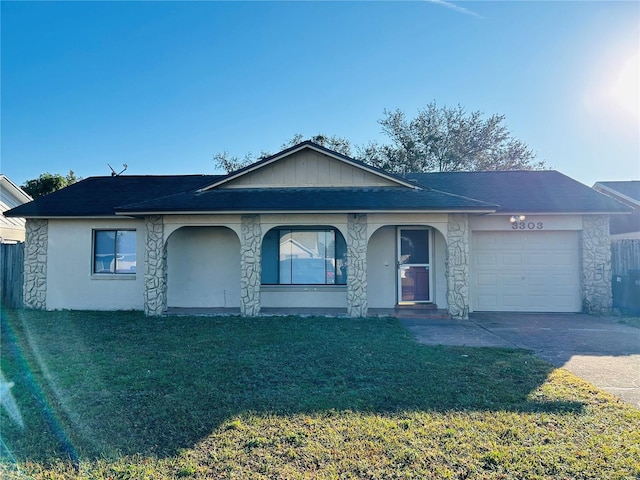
213,104 -> 543,174
214,134 -> 352,173
360,102 -> 545,173
22,171 -> 80,198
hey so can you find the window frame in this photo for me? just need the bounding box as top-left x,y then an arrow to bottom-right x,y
92,229 -> 137,276
261,227 -> 347,286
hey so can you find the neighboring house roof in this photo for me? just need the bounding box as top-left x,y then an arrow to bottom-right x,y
593,181 -> 640,208
593,181 -> 640,235
1,175 -> 32,242
5,143 -> 631,218
407,171 -> 631,214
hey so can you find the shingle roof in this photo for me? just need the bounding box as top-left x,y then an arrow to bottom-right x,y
594,181 -> 640,203
5,175 -> 220,217
406,171 -> 630,214
115,186 -> 495,214
5,168 -> 630,218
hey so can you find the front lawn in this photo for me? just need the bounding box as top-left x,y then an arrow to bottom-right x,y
1,309 -> 638,479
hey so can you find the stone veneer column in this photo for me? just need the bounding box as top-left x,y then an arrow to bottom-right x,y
446,214 -> 470,319
240,215 -> 262,316
581,215 -> 612,314
347,214 -> 368,317
23,219 -> 48,309
144,215 -> 167,316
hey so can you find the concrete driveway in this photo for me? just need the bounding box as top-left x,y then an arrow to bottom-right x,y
401,313 -> 640,409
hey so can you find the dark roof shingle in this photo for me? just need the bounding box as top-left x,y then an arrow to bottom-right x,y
5,175 -> 220,217
5,169 -> 630,218
406,171 -> 630,214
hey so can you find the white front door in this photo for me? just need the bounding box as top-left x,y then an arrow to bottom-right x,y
397,228 -> 432,304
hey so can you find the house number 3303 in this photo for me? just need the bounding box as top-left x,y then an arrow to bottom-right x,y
512,221 -> 544,230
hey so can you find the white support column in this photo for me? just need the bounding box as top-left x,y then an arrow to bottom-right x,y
144,215 -> 167,316
240,215 -> 262,316
446,214 -> 470,319
347,213 -> 368,317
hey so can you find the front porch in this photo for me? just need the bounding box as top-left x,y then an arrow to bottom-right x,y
144,213 -> 471,319
165,305 -> 452,319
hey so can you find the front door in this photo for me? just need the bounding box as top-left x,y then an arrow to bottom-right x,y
398,228 -> 431,304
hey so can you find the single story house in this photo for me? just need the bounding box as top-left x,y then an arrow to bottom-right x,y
593,181 -> 640,240
5,141 -> 631,318
0,175 -> 32,243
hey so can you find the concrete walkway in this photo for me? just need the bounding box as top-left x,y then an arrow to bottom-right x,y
401,313 -> 640,409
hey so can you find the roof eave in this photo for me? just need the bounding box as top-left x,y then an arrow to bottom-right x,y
115,207 -> 497,216
489,210 -> 632,215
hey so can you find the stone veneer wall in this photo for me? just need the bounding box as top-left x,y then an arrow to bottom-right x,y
23,219 -> 48,309
446,214 -> 470,319
240,215 -> 262,316
581,215 -> 612,314
347,214 -> 368,317
144,215 -> 167,316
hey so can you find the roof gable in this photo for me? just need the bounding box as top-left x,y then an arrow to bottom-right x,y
200,141 -> 420,191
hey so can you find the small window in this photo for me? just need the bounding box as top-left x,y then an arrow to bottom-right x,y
93,230 -> 136,274
261,228 -> 347,285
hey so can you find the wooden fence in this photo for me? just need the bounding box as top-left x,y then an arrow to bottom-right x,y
611,239 -> 640,275
0,242 -> 24,309
611,239 -> 640,314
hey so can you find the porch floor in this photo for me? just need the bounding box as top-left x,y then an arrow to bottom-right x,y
165,306 -> 451,319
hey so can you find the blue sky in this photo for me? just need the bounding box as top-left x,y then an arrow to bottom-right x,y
1,1 -> 638,187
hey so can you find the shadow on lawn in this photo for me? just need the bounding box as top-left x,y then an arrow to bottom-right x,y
1,309 -> 583,462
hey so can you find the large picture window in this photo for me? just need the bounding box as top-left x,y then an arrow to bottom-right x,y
261,228 -> 347,285
93,230 -> 136,274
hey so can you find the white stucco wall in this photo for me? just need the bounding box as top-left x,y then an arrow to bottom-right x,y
166,226 -> 241,308
46,218 -> 145,310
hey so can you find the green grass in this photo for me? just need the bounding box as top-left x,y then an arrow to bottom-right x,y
1,309 -> 638,479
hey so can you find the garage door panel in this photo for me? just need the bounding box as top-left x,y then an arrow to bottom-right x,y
527,253 -> 548,266
502,254 -> 523,266
476,295 -> 498,309
503,295 -> 525,307
477,273 -> 497,286
501,273 -> 522,284
549,253 -> 575,266
472,231 -> 580,312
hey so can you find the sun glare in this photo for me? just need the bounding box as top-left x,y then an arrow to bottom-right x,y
609,52 -> 639,120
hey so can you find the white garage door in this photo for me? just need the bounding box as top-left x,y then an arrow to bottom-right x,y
471,231 -> 581,312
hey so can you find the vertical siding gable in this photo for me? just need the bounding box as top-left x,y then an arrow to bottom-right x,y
221,150 -> 402,188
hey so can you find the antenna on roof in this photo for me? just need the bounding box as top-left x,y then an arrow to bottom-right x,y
108,163 -> 128,177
